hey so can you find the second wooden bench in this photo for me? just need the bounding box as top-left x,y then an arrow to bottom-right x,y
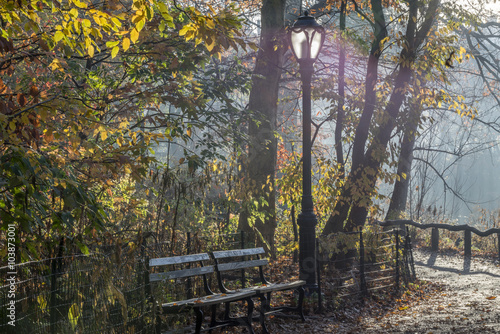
148,253 -> 255,333
211,247 -> 306,334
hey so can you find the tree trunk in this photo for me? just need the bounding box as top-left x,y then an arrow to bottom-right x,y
322,0 -> 439,235
335,0 -> 347,177
238,0 -> 286,256
322,0 -> 387,235
385,102 -> 421,220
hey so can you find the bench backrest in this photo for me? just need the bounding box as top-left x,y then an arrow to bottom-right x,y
149,253 -> 214,298
149,253 -> 214,282
211,247 -> 268,291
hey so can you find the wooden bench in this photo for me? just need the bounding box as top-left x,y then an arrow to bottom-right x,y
211,247 -> 306,334
148,253 -> 256,334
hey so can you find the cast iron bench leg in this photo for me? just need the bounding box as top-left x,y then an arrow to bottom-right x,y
194,307 -> 203,334
209,304 -> 217,332
298,286 -> 305,322
247,297 -> 255,334
259,294 -> 270,334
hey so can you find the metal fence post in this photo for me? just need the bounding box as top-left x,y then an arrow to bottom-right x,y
316,238 -> 323,313
395,230 -> 400,293
292,206 -> 298,263
359,231 -> 367,296
50,259 -> 58,334
241,230 -> 246,288
186,232 -> 192,299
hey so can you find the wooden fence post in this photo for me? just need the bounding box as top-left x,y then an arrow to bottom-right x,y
497,233 -> 500,262
464,230 -> 472,258
431,227 -> 439,252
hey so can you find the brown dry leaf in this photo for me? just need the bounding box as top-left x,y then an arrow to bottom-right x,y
29,85 -> 39,97
486,296 -> 496,300
17,93 -> 27,107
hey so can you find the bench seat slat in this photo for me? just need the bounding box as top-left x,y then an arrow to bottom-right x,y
211,247 -> 265,259
226,280 -> 306,295
217,259 -> 268,272
150,266 -> 214,282
254,280 -> 306,293
161,290 -> 256,309
150,253 -> 210,267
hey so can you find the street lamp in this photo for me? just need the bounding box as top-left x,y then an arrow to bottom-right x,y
289,11 -> 325,288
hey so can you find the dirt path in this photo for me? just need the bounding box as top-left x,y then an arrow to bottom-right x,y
365,249 -> 500,333
269,249 -> 500,333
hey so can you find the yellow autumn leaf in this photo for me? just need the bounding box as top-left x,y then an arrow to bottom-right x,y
49,59 -> 64,71
72,0 -> 87,9
54,30 -> 65,43
205,37 -> 215,52
122,37 -> 130,51
111,17 -> 122,28
37,295 -> 47,311
88,44 -> 95,58
106,40 -> 120,48
99,126 -> 108,140
179,24 -> 192,37
205,18 -> 215,30
111,46 -> 119,58
130,28 -> 139,43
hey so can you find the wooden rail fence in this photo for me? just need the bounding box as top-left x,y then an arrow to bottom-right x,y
377,220 -> 500,261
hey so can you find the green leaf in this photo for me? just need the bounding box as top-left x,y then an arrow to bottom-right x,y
37,295 -> 47,311
76,241 -> 89,255
68,303 -> 81,329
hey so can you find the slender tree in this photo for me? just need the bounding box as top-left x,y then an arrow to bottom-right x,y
238,0 -> 286,254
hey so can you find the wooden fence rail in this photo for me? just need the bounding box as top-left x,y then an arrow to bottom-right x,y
376,220 -> 500,261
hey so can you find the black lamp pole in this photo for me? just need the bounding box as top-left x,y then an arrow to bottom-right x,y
298,58 -> 317,287
289,12 -> 325,288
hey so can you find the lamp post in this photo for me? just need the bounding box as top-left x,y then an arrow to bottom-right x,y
289,11 -> 325,288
